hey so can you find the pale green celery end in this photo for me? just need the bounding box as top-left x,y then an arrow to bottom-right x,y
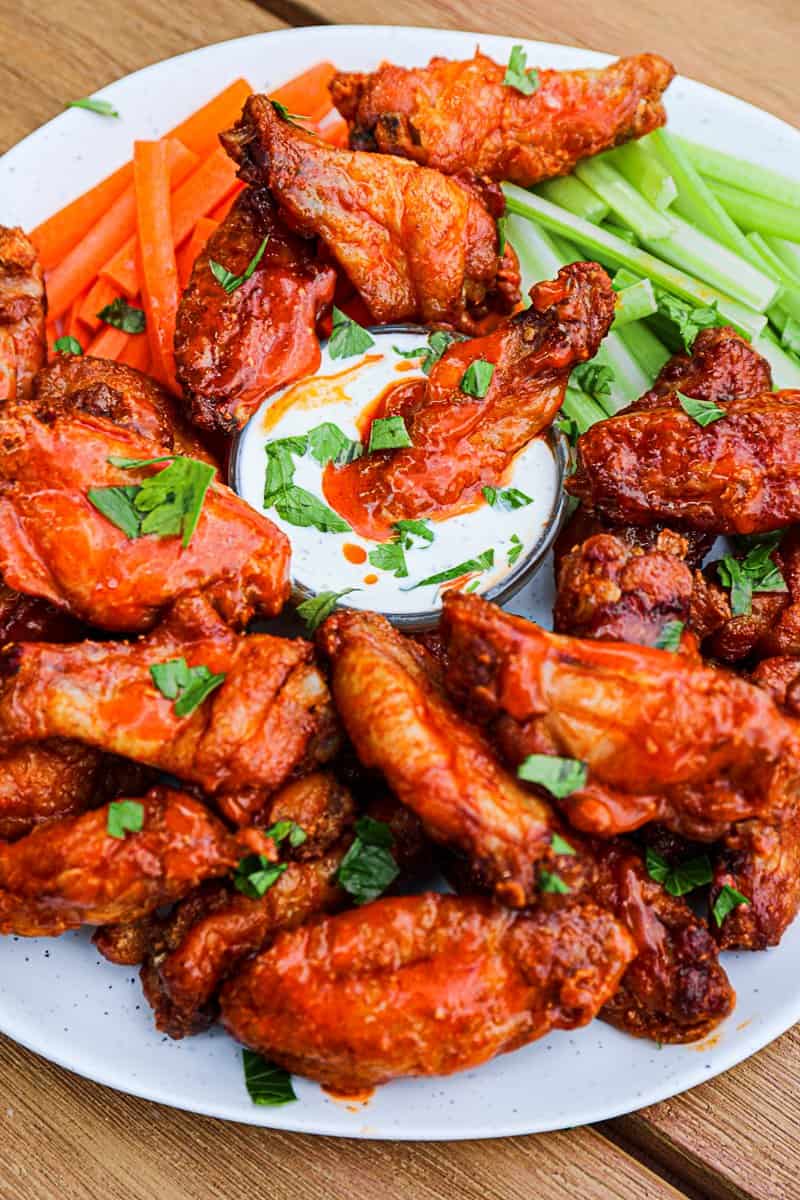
562,387 -> 606,433
747,233 -> 800,287
711,181 -> 800,243
536,175 -> 610,223
611,279 -> 657,328
618,321 -> 671,379
676,134 -> 800,210
593,331 -> 651,411
607,141 -> 678,210
754,331 -> 800,388
573,157 -> 674,240
766,237 -> 800,281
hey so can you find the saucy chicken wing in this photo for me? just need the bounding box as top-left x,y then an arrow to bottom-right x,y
222,96 -> 520,332
0,595 -> 338,825
330,52 -> 674,186
0,226 -> 46,400
711,813 -> 800,951
318,609 -> 586,906
441,593 -> 800,840
0,403 -> 289,630
220,893 -> 636,1089
0,788 -> 240,937
174,187 -> 337,434
324,262 -> 614,538
627,325 -> 772,413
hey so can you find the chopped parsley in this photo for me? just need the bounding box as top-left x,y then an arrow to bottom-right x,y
393,330 -> 461,375
209,236 -> 269,294
460,359 -> 495,398
482,486 -> 533,510
507,533 -> 524,566
367,416 -> 412,453
270,99 -> 308,125
336,816 -> 399,904
410,548 -> 494,589
107,799 -> 144,840
572,362 -> 614,401
717,533 -> 786,617
656,293 -> 721,352
68,96 -> 119,118
88,455 -> 215,547
328,307 -> 375,359
677,392 -> 725,426
517,754 -> 588,799
368,541 -> 408,578
645,847 -> 713,897
53,335 -> 82,356
150,656 -> 225,717
264,819 -> 307,849
392,519 -> 434,549
296,588 -> 358,633
234,854 -> 288,899
263,436 -> 350,533
307,422 -> 363,467
242,1050 -> 297,1106
502,45 -> 540,95
551,833 -> 576,856
654,620 -> 685,652
712,884 -> 750,927
98,297 -> 146,334
539,869 -> 571,894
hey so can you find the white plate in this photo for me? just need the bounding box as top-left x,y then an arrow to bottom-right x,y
1,25 -> 799,1140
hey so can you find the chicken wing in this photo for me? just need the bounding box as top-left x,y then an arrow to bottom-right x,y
627,325 -> 772,413
317,609 -> 586,906
0,595 -> 338,824
441,593 -> 800,840
711,813 -> 800,951
0,788 -> 240,937
324,263 -> 614,537
0,403 -> 289,630
221,96 -> 520,332
220,893 -> 635,1089
174,187 -> 336,434
0,226 -> 46,400
330,52 -> 674,187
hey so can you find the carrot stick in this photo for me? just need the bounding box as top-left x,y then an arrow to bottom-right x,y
79,277 -> 120,332
270,62 -> 336,125
318,116 -> 349,148
118,332 -> 151,372
177,216 -> 219,290
46,139 -> 197,321
168,78 -> 253,159
30,161 -> 133,273
208,182 -> 245,224
134,140 -> 180,391
85,324 -> 129,359
66,290 -> 89,340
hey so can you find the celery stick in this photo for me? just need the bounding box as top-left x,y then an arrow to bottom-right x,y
593,331 -> 652,412
676,135 -> 800,211
769,306 -> 788,333
766,237 -> 800,280
504,214 -> 564,296
535,176 -> 610,223
612,278 -> 657,327
502,183 -> 768,340
606,141 -> 677,210
574,157 -> 674,240
747,233 -> 800,286
754,330 -> 800,389
562,386 -> 607,433
602,221 -> 639,245
711,181 -> 800,242
619,321 -> 671,378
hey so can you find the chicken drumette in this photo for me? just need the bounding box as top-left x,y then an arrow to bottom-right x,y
330,52 -> 674,187
0,225 -> 46,400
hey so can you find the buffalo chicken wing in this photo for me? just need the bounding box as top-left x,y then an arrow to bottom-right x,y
0,226 -> 46,400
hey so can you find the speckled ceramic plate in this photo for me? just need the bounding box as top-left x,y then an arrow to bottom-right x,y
1,26 -> 799,1139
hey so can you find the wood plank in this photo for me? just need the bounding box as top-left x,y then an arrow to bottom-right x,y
298,0 -> 797,127
0,1035 -> 688,1200
0,0 -> 286,153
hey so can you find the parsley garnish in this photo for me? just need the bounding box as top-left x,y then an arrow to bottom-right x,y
551,833 -> 576,856
262,437 -> 350,533
150,656 -> 225,717
503,45 -> 540,95
68,96 -> 119,118
654,620 -> 684,652
677,392 -> 725,426
410,548 -> 494,589
296,588 -> 358,633
209,236 -> 269,294
572,362 -> 614,401
392,519 -> 434,549
336,816 -> 399,904
263,435 -> 308,504
717,533 -> 786,616
265,819 -> 307,849
242,1050 -> 297,1106
307,422 -> 363,467
328,307 -> 375,359
368,541 -> 408,578
368,415 -> 412,452
646,847 -> 713,897
88,455 -> 215,547
393,330 -> 461,375
270,99 -> 308,125
713,884 -> 750,927
507,533 -> 524,566
53,335 -> 82,355
234,854 -> 288,899
539,869 -> 571,894
482,486 -> 533,510
107,799 -> 144,840
460,359 -> 494,398
98,297 -> 146,334
656,293 -> 721,352
518,754 -> 588,799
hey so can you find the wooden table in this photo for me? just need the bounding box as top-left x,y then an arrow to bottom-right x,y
0,2 -> 796,1196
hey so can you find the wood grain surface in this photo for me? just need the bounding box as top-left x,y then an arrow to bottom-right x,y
0,1 -> 798,1197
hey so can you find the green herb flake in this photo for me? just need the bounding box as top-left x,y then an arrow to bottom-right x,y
273,485 -> 351,533
336,816 -> 399,905
497,214 -> 508,256
367,416 -> 412,453
296,587 -> 359,633
87,485 -> 144,540
150,656 -> 225,717
392,519 -> 434,549
717,533 -> 787,617
539,869 -> 571,895
656,293 -> 721,352
654,620 -> 685,652
242,1049 -> 297,1107
507,533 -> 524,567
234,854 -> 288,900
134,456 -> 216,547
410,548 -> 494,590
68,96 -> 119,118
460,359 -> 495,398
713,884 -> 750,927
368,541 -> 408,578
328,306 -> 375,360
307,422 -> 363,467
264,819 -> 308,849
107,799 -> 144,840
502,45 -> 540,95
551,833 -> 576,856
572,362 -> 615,400
209,235 -> 269,295
482,485 -> 533,511
392,329 -> 460,375
518,754 -> 588,799
97,296 -> 146,334
270,99 -> 309,125
53,335 -> 83,356
677,392 -> 725,426
645,847 -> 713,897
263,435 -> 308,505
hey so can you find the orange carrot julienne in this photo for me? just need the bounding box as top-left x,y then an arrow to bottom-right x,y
66,290 -> 90,340
30,160 -> 133,273
85,324 -> 129,359
46,139 -> 197,321
134,140 -> 180,392
270,61 -> 336,125
318,115 -> 349,147
118,331 -> 151,372
177,216 -> 219,290
79,277 -> 120,333
168,78 -> 253,159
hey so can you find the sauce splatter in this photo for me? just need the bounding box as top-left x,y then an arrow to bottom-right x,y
322,1084 -> 375,1109
363,574 -> 379,585
262,355 -> 383,435
342,542 -> 367,564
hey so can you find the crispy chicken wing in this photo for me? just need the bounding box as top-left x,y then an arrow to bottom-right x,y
441,593 -> 800,840
628,325 -> 772,413
554,506 -> 715,571
0,226 -> 46,400
0,403 -> 289,630
222,96 -> 520,332
0,595 -> 338,825
330,52 -> 674,186
0,788 -> 240,937
174,187 -> 336,434
221,893 -> 635,1089
324,263 -> 614,537
318,609 -> 586,906
711,813 -> 800,951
